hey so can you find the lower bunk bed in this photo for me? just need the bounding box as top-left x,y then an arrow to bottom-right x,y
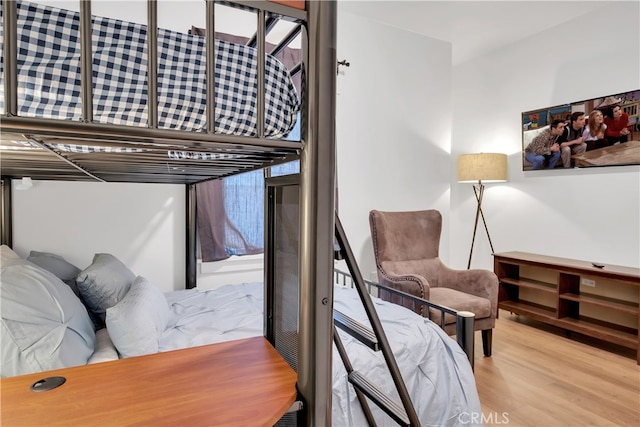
0,246 -> 481,426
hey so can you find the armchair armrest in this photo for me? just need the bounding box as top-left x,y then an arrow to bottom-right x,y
376,268 -> 430,316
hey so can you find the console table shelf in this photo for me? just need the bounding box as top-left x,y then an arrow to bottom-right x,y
559,292 -> 639,314
502,277 -> 557,293
499,300 -> 557,319
494,251 -> 640,364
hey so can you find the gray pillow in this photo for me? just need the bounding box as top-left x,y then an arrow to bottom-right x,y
106,276 -> 169,358
76,253 -> 136,324
27,251 -> 82,296
26,251 -> 102,331
1,257 -> 96,377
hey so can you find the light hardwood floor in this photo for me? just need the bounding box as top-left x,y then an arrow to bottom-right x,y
473,310 -> 640,427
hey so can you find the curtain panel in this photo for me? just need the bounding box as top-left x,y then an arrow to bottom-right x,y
196,179 -> 263,262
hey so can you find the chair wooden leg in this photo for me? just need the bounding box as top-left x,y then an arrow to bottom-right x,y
482,329 -> 492,357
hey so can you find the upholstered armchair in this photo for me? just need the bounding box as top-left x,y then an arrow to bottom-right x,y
369,209 -> 499,356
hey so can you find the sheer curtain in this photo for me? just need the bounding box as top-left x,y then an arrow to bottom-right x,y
196,161 -> 299,262
196,178 -> 261,262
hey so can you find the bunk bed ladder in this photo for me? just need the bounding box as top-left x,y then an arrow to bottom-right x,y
333,214 -> 420,427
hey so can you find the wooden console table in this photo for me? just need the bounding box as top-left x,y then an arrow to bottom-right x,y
493,252 -> 640,364
0,337 -> 297,426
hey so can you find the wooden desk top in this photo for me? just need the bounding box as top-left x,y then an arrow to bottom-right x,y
1,337 -> 297,426
572,140 -> 640,167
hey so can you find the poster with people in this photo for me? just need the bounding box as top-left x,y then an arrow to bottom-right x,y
521,90 -> 640,170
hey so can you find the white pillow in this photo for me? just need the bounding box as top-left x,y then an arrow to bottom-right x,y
0,245 -> 21,264
88,328 -> 119,364
1,258 -> 96,377
76,253 -> 136,324
106,276 -> 169,358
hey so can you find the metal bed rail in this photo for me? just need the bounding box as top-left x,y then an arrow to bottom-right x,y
334,269 -> 476,368
333,215 -> 419,426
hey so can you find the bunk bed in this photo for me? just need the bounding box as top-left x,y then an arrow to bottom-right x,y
1,1 -> 480,425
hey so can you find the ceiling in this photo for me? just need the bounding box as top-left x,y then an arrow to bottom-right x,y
338,1 -> 617,65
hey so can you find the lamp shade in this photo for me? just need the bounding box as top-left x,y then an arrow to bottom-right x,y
457,153 -> 508,183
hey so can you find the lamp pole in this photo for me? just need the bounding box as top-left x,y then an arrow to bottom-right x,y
467,180 -> 496,269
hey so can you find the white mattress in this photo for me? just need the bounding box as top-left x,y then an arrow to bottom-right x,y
161,283 -> 482,426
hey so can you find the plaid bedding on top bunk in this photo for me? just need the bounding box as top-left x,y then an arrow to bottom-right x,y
0,0 -> 300,138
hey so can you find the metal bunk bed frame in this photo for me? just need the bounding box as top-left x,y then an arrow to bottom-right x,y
0,0 -> 336,424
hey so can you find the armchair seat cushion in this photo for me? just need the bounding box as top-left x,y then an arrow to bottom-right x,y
428,287 -> 492,326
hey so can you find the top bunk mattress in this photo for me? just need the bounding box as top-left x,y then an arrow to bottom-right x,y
0,0 -> 301,138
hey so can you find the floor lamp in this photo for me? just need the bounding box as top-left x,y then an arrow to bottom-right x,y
457,153 -> 508,269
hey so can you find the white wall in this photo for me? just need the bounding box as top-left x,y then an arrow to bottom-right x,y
335,9 -> 453,278
197,254 -> 264,290
449,1 -> 640,271
10,179 -> 265,292
12,181 -> 185,292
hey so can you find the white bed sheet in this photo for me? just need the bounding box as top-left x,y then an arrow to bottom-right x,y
161,283 -> 264,350
158,283 -> 482,426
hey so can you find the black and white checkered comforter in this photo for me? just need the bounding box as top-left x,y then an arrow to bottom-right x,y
0,1 -> 300,138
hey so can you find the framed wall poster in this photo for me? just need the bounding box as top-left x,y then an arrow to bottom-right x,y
521,90 -> 640,171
